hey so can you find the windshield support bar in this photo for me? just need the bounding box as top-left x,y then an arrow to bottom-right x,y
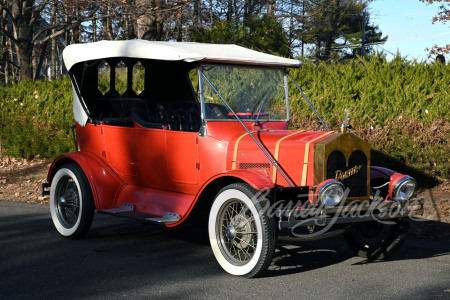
198,67 -> 206,121
287,72 -> 330,132
199,69 -> 295,188
284,72 -> 290,121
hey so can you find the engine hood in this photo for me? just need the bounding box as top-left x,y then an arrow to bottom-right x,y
227,130 -> 370,198
227,129 -> 335,186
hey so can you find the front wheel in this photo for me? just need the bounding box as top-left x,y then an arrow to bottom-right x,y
343,218 -> 409,260
208,183 -> 276,277
50,163 -> 95,239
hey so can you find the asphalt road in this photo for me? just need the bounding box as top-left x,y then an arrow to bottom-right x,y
1,201 -> 449,300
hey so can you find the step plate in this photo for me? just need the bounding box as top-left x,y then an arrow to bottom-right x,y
99,205 -> 181,224
102,203 -> 135,214
146,212 -> 181,223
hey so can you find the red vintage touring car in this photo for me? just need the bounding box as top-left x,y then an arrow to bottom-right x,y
44,40 -> 423,277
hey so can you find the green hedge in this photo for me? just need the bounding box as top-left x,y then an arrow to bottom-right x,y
289,56 -> 449,126
288,56 -> 449,180
0,56 -> 448,180
0,78 -> 74,158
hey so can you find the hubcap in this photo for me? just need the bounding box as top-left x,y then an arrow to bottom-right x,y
225,225 -> 236,240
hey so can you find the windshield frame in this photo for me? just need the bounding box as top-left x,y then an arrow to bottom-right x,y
197,63 -> 290,123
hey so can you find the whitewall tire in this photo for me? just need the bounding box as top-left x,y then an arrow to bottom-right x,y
208,183 -> 276,277
50,163 -> 95,239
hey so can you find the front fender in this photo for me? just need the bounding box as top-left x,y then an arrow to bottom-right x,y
370,166 -> 413,200
170,169 -> 275,227
215,169 -> 275,190
47,152 -> 125,210
370,166 -> 398,180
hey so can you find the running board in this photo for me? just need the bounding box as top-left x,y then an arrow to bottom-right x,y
99,203 -> 181,224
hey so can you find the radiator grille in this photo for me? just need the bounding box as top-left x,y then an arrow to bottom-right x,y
326,150 -> 367,197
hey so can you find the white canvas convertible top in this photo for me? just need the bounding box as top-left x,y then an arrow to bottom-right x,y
63,40 -> 301,70
66,40 -> 301,127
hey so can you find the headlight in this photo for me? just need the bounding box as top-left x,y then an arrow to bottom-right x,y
393,176 -> 416,201
318,181 -> 345,207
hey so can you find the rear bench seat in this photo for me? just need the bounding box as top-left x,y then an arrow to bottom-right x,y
88,98 -> 201,132
133,101 -> 201,132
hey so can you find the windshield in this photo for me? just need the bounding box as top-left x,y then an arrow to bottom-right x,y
199,66 -> 289,121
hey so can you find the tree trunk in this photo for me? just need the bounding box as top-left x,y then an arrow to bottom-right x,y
11,0 -> 34,80
34,39 -> 48,80
193,0 -> 200,28
324,0 -> 341,60
16,40 -> 33,80
175,8 -> 183,41
93,18 -> 97,42
135,0 -> 158,40
227,0 -> 233,21
1,8 -> 8,84
267,0 -> 276,16
209,0 -> 214,25
243,0 -> 249,20
51,29 -> 56,79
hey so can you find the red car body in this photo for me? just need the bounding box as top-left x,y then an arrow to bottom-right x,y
45,40 -> 423,277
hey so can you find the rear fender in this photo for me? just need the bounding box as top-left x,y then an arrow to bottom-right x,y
47,152 -> 125,210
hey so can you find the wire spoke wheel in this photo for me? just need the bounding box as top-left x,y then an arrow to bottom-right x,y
218,200 -> 257,265
55,176 -> 81,228
50,163 -> 95,239
208,183 -> 276,277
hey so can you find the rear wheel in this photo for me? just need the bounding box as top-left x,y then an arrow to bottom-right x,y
343,218 -> 409,260
50,163 -> 95,239
208,183 -> 276,277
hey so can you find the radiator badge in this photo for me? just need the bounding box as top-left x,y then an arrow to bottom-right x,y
335,165 -> 363,181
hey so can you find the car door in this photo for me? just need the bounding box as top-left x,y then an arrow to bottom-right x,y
165,130 -> 199,186
102,123 -> 139,184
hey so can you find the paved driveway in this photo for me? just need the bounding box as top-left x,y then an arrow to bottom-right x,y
1,201 -> 449,299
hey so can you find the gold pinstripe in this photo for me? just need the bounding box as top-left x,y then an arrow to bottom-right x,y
301,132 -> 334,186
272,130 -> 305,183
232,131 -> 255,170
231,130 -> 270,170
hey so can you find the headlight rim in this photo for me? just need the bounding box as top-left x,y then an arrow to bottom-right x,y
318,180 -> 345,207
393,176 -> 416,201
